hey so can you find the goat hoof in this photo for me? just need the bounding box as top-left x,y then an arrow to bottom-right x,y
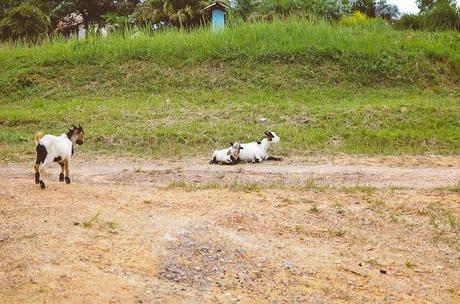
65,177 -> 71,184
39,181 -> 46,189
59,173 -> 64,182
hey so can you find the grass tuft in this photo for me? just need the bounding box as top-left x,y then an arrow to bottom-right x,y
82,210 -> 101,228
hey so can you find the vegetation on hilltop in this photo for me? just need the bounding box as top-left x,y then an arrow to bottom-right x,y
1,1 -> 459,42
0,18 -> 459,100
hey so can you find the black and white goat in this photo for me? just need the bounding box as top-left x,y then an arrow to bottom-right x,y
209,141 -> 244,165
34,125 -> 85,189
239,131 -> 282,163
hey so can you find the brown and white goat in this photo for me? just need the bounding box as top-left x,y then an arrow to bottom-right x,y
34,125 -> 84,189
209,141 -> 244,165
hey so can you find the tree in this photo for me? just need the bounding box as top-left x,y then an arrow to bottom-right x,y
135,0 -> 218,28
50,0 -> 114,27
29,0 -> 62,16
416,0 -> 437,12
0,0 -> 21,19
233,0 -> 254,18
350,0 -> 399,19
0,4 -> 50,41
350,0 -> 376,17
113,0 -> 141,16
416,0 -> 457,13
375,0 -> 399,19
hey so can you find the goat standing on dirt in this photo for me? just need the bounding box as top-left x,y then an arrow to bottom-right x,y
210,141 -> 244,165
34,125 -> 85,189
239,131 -> 282,163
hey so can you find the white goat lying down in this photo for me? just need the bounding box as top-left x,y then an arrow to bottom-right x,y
209,141 -> 244,165
34,125 -> 85,189
239,131 -> 282,163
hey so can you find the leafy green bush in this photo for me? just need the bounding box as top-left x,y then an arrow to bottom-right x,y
397,1 -> 460,31
102,12 -> 132,30
237,0 -> 345,21
0,4 -> 50,41
395,14 -> 424,30
423,1 -> 460,31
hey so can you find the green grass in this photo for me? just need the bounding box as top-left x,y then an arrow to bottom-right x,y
0,18 -> 459,160
1,87 -> 458,161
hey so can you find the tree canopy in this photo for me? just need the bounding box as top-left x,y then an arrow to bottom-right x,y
50,0 -> 114,26
0,3 -> 50,40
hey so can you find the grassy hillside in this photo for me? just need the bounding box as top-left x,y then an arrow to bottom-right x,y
0,19 -> 459,160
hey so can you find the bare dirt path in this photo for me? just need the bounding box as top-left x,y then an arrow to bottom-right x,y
1,154 -> 459,189
0,155 -> 459,303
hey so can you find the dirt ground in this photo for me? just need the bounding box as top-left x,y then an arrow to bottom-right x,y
0,155 -> 459,303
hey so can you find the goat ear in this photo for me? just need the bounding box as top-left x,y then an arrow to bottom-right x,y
226,149 -> 231,155
230,142 -> 234,146
239,146 -> 244,149
72,124 -> 77,129
264,131 -> 270,136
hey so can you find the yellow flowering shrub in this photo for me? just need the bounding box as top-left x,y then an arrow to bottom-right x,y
340,11 -> 368,26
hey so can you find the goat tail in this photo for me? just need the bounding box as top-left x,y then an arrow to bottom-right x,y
35,131 -> 44,145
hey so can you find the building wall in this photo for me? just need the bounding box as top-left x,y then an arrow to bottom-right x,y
77,24 -> 86,40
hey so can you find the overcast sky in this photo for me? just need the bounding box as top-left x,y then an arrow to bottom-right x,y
387,0 -> 460,14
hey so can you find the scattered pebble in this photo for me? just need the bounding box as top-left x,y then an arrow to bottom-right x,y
380,269 -> 387,274
284,261 -> 295,269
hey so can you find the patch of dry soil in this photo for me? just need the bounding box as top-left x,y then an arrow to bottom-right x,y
0,155 -> 459,303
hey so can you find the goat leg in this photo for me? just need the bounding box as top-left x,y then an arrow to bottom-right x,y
64,160 -> 71,184
59,161 -> 65,182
